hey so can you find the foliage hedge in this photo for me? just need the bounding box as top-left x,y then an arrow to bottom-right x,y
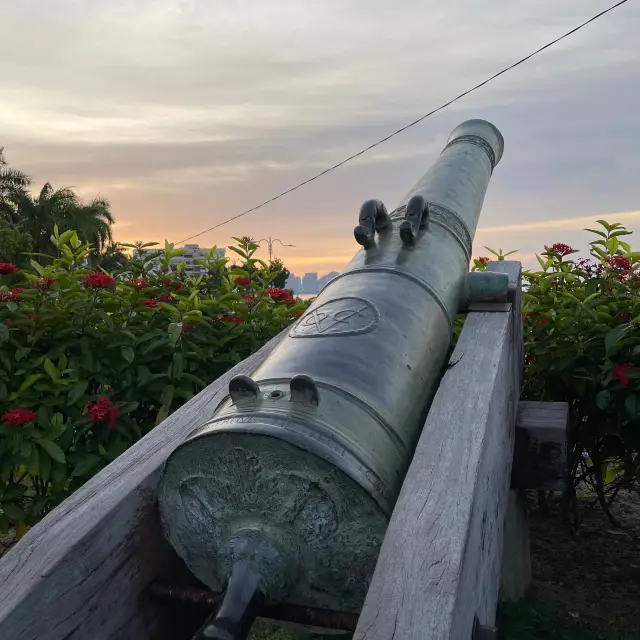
476,220 -> 640,523
0,230 -> 307,533
2,219 -> 640,534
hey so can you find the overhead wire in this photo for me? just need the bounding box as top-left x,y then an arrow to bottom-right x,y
177,0 -> 629,245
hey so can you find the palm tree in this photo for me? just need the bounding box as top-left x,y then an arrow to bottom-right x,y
0,147 -> 31,222
13,183 -> 78,255
13,184 -> 116,256
62,195 -> 115,252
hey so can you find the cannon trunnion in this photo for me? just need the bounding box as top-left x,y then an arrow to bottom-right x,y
158,120 -> 504,637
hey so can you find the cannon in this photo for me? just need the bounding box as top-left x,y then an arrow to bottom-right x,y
0,119 -> 574,640
158,119 -> 505,638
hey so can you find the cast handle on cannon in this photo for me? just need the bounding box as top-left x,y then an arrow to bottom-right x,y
191,561 -> 265,640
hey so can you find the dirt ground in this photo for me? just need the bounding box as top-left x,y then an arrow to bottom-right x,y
0,530 -> 16,557
528,487 -> 640,633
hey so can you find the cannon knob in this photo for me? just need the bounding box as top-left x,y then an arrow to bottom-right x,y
354,199 -> 390,249
399,195 -> 429,246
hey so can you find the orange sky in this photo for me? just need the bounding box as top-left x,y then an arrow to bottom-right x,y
2,0 -> 639,276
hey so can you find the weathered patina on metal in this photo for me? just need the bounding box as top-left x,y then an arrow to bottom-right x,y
158,120 -> 504,630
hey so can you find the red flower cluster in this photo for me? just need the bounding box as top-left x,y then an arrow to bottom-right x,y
2,407 -> 37,427
476,257 -> 490,265
0,287 -> 23,302
220,314 -> 244,325
235,276 -> 251,286
266,287 -> 296,304
242,294 -> 255,304
83,272 -> 116,289
0,263 -> 19,275
612,363 -> 634,387
549,243 -> 575,257
159,292 -> 173,302
161,278 -> 184,291
129,278 -> 151,290
576,258 -> 603,277
143,299 -> 158,308
28,313 -> 40,322
181,322 -> 193,334
606,255 -> 631,272
33,277 -> 56,291
86,396 -> 119,429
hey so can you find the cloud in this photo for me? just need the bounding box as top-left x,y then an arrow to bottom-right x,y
0,0 -> 639,274
478,210 -> 640,235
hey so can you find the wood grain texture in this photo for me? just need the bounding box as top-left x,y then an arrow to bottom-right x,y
354,263 -> 523,640
0,331 -> 286,640
512,401 -> 569,492
500,490 -> 531,601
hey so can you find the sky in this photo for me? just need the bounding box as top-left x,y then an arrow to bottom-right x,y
1,0 -> 639,275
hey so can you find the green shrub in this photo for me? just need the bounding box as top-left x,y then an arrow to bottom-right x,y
0,229 -> 308,532
477,221 -> 640,520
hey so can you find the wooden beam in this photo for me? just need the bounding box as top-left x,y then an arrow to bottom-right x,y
511,401 -> 570,492
354,262 -> 523,640
0,331 -> 286,640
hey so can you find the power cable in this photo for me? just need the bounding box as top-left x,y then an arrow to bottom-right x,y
177,0 -> 629,244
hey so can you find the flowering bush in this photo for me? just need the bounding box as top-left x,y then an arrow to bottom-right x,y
0,229 -> 307,532
476,221 -> 640,521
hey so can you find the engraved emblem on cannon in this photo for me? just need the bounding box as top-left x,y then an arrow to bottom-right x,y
290,297 -> 379,338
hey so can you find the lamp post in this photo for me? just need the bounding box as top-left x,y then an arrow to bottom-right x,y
258,237 -> 295,262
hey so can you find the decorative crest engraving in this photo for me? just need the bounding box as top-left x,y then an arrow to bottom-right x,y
290,297 -> 379,338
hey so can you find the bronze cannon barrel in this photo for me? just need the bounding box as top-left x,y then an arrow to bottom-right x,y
158,119 -> 504,624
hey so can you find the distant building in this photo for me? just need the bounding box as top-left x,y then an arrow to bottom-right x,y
318,271 -> 339,291
134,243 -> 226,276
302,272 -> 319,295
286,274 -> 303,293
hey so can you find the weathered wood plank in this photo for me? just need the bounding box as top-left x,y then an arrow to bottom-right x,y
512,401 -> 570,492
354,263 -> 523,640
0,331 -> 287,640
500,490 -> 531,601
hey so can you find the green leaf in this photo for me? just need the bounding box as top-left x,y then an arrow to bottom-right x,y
595,219 -> 613,231
605,323 -> 633,357
27,445 -> 40,477
57,353 -> 68,371
2,503 -> 25,522
47,413 -> 67,440
15,347 -> 30,361
36,439 -> 66,464
39,451 -> 51,483
155,405 -> 170,426
30,259 -> 45,275
625,395 -> 640,419
71,455 -> 102,478
0,323 -> 8,344
1,484 -> 27,502
584,228 -> 607,239
604,466 -> 617,485
68,380 -> 89,404
596,390 -> 611,410
19,374 -> 42,393
168,322 -> 182,347
121,346 -> 135,363
43,358 -> 60,382
160,384 -> 175,407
